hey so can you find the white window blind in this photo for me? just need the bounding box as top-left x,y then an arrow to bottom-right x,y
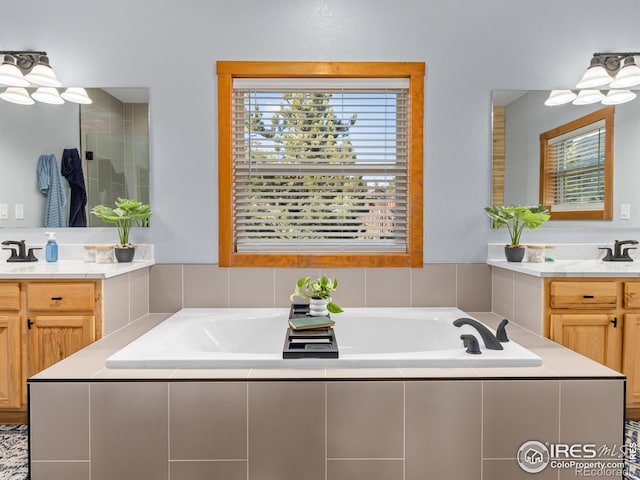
232,78 -> 410,253
546,120 -> 605,212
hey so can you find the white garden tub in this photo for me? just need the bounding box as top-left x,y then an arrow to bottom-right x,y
105,307 -> 542,369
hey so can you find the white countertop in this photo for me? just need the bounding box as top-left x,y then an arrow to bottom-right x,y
488,258 -> 640,277
0,259 -> 154,279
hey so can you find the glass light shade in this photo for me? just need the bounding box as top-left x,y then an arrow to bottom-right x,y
602,89 -> 637,105
25,61 -> 62,87
576,58 -> 612,89
609,57 -> 640,88
572,89 -> 605,105
60,87 -> 92,104
0,55 -> 29,87
0,87 -> 35,105
544,90 -> 577,106
31,87 -> 65,105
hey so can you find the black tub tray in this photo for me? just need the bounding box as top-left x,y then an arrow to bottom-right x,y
283,304 -> 339,359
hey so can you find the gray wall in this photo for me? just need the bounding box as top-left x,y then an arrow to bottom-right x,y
2,0 -> 640,262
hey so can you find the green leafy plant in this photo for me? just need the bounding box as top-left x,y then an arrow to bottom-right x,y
289,276 -> 343,314
484,205 -> 550,246
91,198 -> 151,246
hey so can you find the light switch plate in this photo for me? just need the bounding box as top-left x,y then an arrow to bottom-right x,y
0,204 -> 8,220
15,204 -> 24,220
621,203 -> 631,220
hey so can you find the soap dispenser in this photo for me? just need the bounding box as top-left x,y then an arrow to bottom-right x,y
45,232 -> 58,262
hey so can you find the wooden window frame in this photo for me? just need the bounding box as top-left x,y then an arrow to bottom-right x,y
539,106 -> 614,220
217,61 -> 425,267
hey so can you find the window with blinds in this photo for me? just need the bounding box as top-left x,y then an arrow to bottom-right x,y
232,78 -> 409,253
540,106 -> 614,220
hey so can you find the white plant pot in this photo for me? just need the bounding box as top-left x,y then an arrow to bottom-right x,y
309,298 -> 329,316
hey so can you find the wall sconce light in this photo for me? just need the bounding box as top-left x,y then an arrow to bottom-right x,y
0,50 -> 92,105
546,52 -> 640,106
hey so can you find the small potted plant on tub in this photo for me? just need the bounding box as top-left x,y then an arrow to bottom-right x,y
484,205 -> 550,262
91,197 -> 151,263
290,276 -> 343,316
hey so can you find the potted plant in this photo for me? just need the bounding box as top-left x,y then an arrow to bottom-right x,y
290,276 -> 343,316
91,197 -> 151,263
484,205 -> 550,262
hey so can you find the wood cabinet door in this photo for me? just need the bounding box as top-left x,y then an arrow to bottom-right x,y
624,314 -> 640,405
0,315 -> 22,408
550,313 -> 622,371
27,315 -> 95,377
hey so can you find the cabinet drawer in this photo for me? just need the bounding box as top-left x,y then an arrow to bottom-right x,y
26,283 -> 95,311
0,283 -> 20,311
550,281 -> 617,308
625,283 -> 640,308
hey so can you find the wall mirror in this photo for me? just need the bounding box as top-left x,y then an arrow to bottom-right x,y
0,87 -> 149,228
492,90 -> 640,226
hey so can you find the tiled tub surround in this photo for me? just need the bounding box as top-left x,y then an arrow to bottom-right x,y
29,313 -> 625,480
149,263 -> 493,313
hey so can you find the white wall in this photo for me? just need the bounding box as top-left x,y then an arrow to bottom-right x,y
2,0 -> 640,262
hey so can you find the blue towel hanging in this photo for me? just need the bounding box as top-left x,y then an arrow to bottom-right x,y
61,148 -> 87,227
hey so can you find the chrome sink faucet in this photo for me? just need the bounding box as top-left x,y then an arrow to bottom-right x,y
1,240 -> 40,262
600,239 -> 638,262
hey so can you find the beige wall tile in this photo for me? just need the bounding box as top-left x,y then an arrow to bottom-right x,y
483,459 -> 557,479
170,382 -> 247,460
410,264 -> 457,307
170,461 -> 247,480
150,264 -> 183,313
90,382 -> 168,480
129,267 -> 150,320
327,460 -> 403,480
513,272 -> 543,335
274,268 -> 320,307
30,383 -> 90,461
405,381 -> 481,479
321,268 -> 366,307
483,380 -> 560,459
248,382 -> 325,480
365,268 -> 411,307
103,273 -> 130,335
560,379 -> 624,450
457,264 -> 492,312
31,461 -> 91,480
147,263 -> 498,311
491,266 -> 513,319
229,268 -> 274,307
327,381 -> 403,458
183,265 -> 229,307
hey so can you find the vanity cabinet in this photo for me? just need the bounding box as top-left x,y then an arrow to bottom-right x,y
25,282 -> 97,378
0,283 -> 22,409
0,280 -> 102,420
544,278 -> 640,407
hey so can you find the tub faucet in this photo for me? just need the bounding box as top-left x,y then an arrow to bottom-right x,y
601,239 -> 638,262
453,317 -> 503,350
2,240 -> 40,262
